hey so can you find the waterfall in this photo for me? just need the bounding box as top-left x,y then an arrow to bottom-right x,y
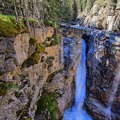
63,39 -> 92,120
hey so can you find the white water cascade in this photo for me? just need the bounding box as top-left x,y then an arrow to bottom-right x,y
63,39 -> 92,120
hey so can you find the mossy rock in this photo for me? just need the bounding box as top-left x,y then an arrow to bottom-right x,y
50,35 -> 61,46
22,43 -> 45,67
0,14 -> 27,37
0,83 -> 19,96
22,52 -> 39,67
44,35 -> 61,47
35,92 -> 60,120
35,44 -> 45,54
46,56 -> 55,67
46,56 -> 55,72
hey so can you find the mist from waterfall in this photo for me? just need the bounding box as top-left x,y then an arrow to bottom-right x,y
63,39 -> 92,120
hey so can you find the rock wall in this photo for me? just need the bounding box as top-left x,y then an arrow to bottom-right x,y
0,27 -> 82,120
85,31 -> 120,120
80,0 -> 120,32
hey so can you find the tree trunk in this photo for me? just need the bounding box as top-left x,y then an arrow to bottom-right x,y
14,0 -> 21,31
22,0 -> 31,35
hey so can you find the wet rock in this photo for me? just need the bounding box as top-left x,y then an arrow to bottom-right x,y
86,31 -> 120,119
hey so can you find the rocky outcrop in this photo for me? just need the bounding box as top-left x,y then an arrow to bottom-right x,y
80,0 -> 120,32
31,27 -> 54,43
0,27 -> 82,120
85,31 -> 120,120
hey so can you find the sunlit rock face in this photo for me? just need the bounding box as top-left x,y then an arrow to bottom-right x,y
86,31 -> 120,120
82,1 -> 120,32
0,28 -> 82,120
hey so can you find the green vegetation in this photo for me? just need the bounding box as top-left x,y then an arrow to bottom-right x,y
0,14 -> 27,37
35,44 -> 45,54
0,83 -> 19,96
35,92 -> 60,120
50,35 -> 61,46
22,53 -> 39,67
28,18 -> 40,27
46,56 -> 55,71
44,35 -> 61,47
22,43 -> 45,68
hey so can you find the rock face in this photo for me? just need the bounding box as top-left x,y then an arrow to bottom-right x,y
80,0 -> 120,32
85,31 -> 120,120
0,27 -> 82,120
31,27 -> 54,43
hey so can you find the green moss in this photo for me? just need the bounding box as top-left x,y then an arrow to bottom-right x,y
46,56 -> 55,72
0,71 -> 4,76
44,20 -> 55,27
0,14 -> 27,37
28,18 -> 40,26
22,52 -> 39,67
35,44 -> 45,54
22,43 -> 45,67
50,35 -> 61,46
35,92 -> 60,120
44,35 -> 61,47
0,83 -> 19,96
29,37 -> 36,45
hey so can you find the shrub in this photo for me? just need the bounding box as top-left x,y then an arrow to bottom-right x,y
35,44 -> 45,54
50,36 -> 61,46
22,53 -> 39,67
0,83 -> 19,96
22,43 -> 45,67
35,92 -> 60,120
46,56 -> 55,72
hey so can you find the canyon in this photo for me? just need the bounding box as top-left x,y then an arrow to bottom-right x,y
0,0 -> 120,119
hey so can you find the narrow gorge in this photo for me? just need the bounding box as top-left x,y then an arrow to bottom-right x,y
0,0 -> 120,120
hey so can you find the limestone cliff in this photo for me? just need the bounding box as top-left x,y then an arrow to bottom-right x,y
0,27 -> 82,120
79,0 -> 120,32
85,31 -> 120,120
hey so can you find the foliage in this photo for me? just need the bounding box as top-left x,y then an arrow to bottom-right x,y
50,35 -> 61,46
22,43 -> 45,68
35,92 -> 60,120
0,0 -> 79,32
0,14 -> 27,37
28,18 -> 40,27
0,83 -> 19,96
35,44 -> 45,54
44,35 -> 61,47
46,56 -> 55,72
22,53 -> 39,67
